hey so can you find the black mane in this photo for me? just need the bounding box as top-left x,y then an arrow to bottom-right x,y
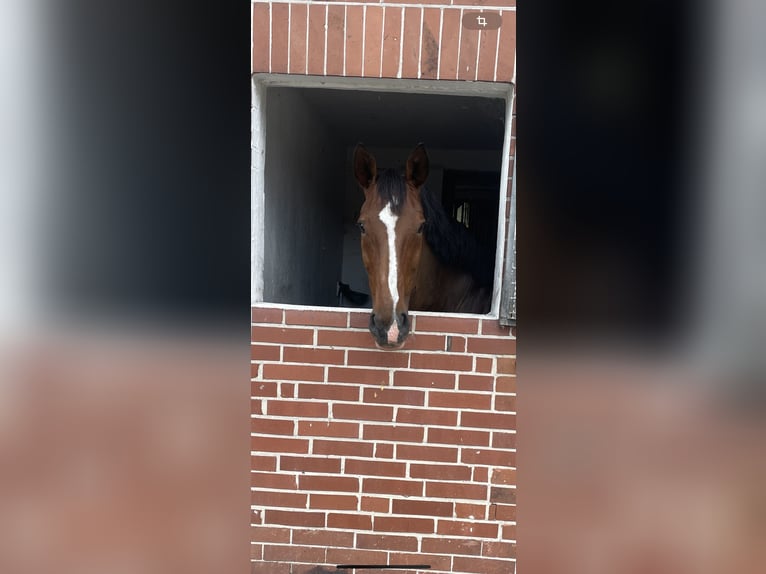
420,186 -> 495,288
374,169 -> 494,287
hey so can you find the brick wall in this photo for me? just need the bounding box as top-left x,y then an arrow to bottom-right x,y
252,1 -> 516,83
251,306 -> 516,573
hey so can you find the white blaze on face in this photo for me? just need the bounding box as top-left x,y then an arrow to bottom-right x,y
378,202 -> 399,329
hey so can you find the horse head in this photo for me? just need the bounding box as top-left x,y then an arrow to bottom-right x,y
353,144 -> 429,348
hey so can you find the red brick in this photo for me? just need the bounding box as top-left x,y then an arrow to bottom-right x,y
251,561 -> 290,574
267,400 -> 328,418
280,456 -> 342,474
495,395 -> 516,412
251,417 -> 294,436
326,5 -> 345,76
496,374 -> 516,391
348,349 -> 409,368
495,9 -> 516,82
298,383 -> 359,402
476,22 -> 500,81
279,382 -> 294,398
426,481 -> 487,501
252,325 -> 313,345
461,448 -> 515,467
495,504 -> 516,521
397,407 -> 457,426
391,499 -> 452,517
251,397 -> 263,415
410,353 -> 473,372
309,493 -> 359,511
269,3 -> 289,73
361,496 -> 390,513
401,7 -> 421,79
455,502 -> 487,520
313,439 -> 374,458
489,486 -> 516,504
419,8 -> 440,79
317,329 -> 375,349
480,318 -> 511,336
327,513 -> 372,530
429,391 -> 491,410
285,309 -> 347,327
492,431 -> 516,449
427,427 -> 490,447
458,27 -> 480,80
501,523 -> 517,540
250,490 -> 306,508
423,537 -> 482,555
374,516 -> 434,534
437,519 -> 498,538
289,3 -> 308,74
264,509 -> 325,528
262,363 -> 324,382
364,6 -> 384,77
403,332 -> 447,352
299,474 -> 359,493
327,366 -> 389,386
345,5 -> 364,77
397,444 -> 458,463
381,6 -> 402,78
439,8 -> 461,80
307,4 -> 327,75
475,356 -> 493,373
251,307 -> 283,324
357,533 -> 418,552
467,336 -> 516,355
414,315 -> 479,333
375,442 -> 394,458
333,403 -> 393,422
283,346 -> 345,365
393,370 -> 454,389
388,553 -> 452,572
251,509 -> 261,525
346,458 -> 407,478
458,374 -> 494,392
298,420 -> 359,438
251,455 -> 277,472
410,463 -> 472,481
292,528 -> 355,548
251,344 -> 281,361
363,387 -> 425,407
263,544 -> 325,564
461,411 -> 515,430
482,540 -> 516,559
250,525 -> 291,543
251,436 -> 309,454
363,477 -> 423,497
453,556 -> 514,574
251,381 -> 277,397
453,0 -> 517,5
363,424 -> 423,443
327,547 -> 385,565
473,466 -> 489,482
497,357 -> 516,376
349,311 -> 371,328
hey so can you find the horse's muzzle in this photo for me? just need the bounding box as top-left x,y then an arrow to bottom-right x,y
369,312 -> 410,349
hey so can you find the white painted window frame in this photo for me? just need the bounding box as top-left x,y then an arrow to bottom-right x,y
251,74 -> 516,318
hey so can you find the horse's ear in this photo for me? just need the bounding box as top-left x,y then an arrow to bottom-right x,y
353,144 -> 377,189
406,143 -> 429,188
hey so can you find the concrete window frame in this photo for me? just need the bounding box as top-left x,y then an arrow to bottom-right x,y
251,74 -> 515,318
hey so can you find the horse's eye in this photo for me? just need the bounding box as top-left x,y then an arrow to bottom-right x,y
357,221 -> 366,234
417,222 -> 425,234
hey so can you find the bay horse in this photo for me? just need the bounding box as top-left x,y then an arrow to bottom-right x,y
353,144 -> 493,348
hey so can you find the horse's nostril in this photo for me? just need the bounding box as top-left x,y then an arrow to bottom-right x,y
400,313 -> 408,327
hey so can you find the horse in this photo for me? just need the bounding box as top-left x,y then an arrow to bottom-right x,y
353,143 -> 494,348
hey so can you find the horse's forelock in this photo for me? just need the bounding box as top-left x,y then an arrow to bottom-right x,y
375,169 -> 407,215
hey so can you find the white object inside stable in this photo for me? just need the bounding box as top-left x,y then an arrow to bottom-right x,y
251,74 -> 514,316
